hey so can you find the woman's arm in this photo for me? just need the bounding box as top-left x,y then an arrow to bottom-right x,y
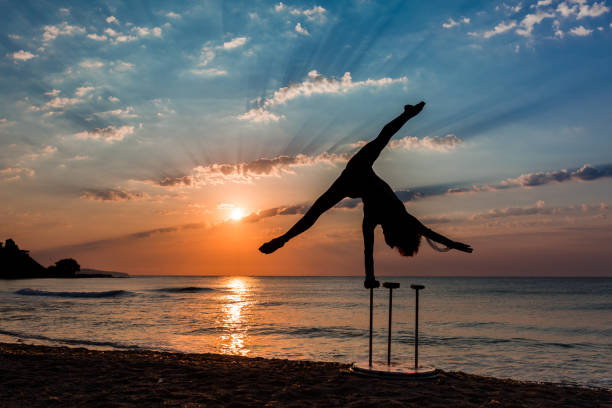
362,216 -> 380,288
422,226 -> 473,253
363,217 -> 375,277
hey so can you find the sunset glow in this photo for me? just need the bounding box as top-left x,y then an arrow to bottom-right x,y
1,1 -> 611,277
230,209 -> 245,221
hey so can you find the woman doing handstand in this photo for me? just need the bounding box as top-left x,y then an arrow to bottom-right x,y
259,102 -> 473,288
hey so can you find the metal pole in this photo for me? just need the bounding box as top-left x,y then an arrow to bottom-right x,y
410,284 -> 425,370
387,287 -> 393,365
414,288 -> 419,369
382,282 -> 399,366
369,287 -> 373,367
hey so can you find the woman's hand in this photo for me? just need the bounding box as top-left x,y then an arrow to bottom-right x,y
451,241 -> 473,253
404,101 -> 426,117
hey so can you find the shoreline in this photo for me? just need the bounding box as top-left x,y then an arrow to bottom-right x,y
1,342 -> 610,407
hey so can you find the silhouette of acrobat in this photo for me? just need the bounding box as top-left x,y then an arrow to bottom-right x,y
259,102 -> 472,288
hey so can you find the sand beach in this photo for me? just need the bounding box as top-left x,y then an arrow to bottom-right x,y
1,342 -> 610,407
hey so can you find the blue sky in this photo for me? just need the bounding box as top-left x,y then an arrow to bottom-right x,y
1,0 -> 611,275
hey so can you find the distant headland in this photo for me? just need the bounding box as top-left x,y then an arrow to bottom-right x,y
0,238 -> 128,279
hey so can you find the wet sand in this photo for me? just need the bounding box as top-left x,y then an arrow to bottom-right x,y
1,342 -> 610,407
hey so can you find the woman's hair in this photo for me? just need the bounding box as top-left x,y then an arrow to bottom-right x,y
382,215 -> 422,257
395,232 -> 422,257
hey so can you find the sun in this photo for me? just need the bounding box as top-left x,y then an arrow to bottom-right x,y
230,208 -> 244,221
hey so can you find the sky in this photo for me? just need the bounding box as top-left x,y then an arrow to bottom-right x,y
1,0 -> 611,276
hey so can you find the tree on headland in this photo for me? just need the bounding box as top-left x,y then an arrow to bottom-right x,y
0,238 -> 46,279
47,258 -> 80,278
0,238 -> 82,279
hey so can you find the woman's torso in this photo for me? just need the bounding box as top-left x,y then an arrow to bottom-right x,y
340,165 -> 405,224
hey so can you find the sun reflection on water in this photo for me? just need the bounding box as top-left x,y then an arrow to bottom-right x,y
219,277 -> 252,356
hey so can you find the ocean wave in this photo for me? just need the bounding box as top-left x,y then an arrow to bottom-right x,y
257,301 -> 286,307
250,325 -> 364,339
0,328 -> 141,350
151,287 -> 214,294
15,288 -> 132,298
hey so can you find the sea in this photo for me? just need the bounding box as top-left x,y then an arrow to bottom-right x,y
0,276 -> 610,389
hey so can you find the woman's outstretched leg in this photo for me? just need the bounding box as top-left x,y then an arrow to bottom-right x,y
259,177 -> 347,254
347,102 -> 425,169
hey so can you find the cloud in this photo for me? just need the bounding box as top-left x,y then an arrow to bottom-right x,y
470,200 -> 609,220
295,22 -> 310,35
535,0 -> 553,6
104,28 -> 120,37
9,50 -> 37,61
23,145 -> 58,161
0,167 -> 35,182
111,61 -> 135,71
516,11 -> 555,36
31,96 -> 83,111
79,59 -> 104,69
102,27 -> 141,43
570,25 -> 594,35
114,34 -> 138,43
191,68 -> 228,76
243,204 -> 310,223
483,20 -> 517,38
571,164 -> 612,180
94,107 -> 137,118
443,18 -> 460,29
108,96 -> 120,103
237,107 -> 284,123
74,125 -> 135,142
75,86 -> 95,97
275,3 -> 327,19
289,5 -> 327,22
501,2 -> 523,13
443,17 -> 470,28
239,70 -> 408,123
87,33 -> 107,41
166,12 -> 181,19
149,152 -> 351,187
106,16 -> 119,24
471,200 -> 552,219
156,176 -> 194,187
221,37 -> 247,49
389,134 -> 463,152
198,47 -> 215,66
80,189 -> 146,202
43,22 -> 85,42
449,164 -> 612,196
553,19 -> 565,37
132,26 -> 163,38
193,37 -> 245,76
59,8 -> 70,15
577,1 -> 609,19
557,2 -> 577,17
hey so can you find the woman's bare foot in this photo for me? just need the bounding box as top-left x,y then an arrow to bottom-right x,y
258,237 -> 286,254
404,101 -> 425,117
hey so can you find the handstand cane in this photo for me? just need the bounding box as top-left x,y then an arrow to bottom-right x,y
368,287 -> 373,367
410,284 -> 425,369
383,282 -> 400,365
